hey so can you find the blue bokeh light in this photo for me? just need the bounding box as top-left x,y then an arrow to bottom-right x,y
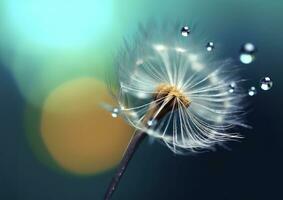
4,0 -> 113,48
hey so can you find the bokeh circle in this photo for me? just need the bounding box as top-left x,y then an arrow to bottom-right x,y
40,77 -> 133,175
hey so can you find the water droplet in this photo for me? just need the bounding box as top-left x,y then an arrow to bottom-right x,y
239,53 -> 255,64
260,77 -> 273,91
147,119 -> 157,127
111,113 -> 118,118
242,43 -> 256,54
181,26 -> 190,37
239,43 -> 257,64
111,107 -> 119,118
206,42 -> 214,51
248,86 -> 257,96
228,82 -> 236,93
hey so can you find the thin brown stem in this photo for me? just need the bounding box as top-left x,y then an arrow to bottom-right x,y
104,83 -> 190,199
104,131 -> 147,200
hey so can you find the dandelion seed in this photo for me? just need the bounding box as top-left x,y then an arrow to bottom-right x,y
104,21 -> 248,200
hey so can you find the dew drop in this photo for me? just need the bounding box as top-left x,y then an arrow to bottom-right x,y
206,42 -> 214,51
147,119 -> 157,127
239,43 -> 257,64
248,86 -> 257,96
239,53 -> 254,64
181,26 -> 190,37
228,82 -> 236,93
260,77 -> 273,91
111,113 -> 118,118
147,120 -> 153,126
111,107 -> 119,118
242,43 -> 256,54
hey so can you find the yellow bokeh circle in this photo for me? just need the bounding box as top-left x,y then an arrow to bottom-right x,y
41,78 -> 132,175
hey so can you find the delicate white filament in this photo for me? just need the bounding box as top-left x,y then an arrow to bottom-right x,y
109,22 -> 247,154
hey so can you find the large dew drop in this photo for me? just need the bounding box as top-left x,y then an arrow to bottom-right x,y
260,77 -> 273,91
239,43 -> 257,64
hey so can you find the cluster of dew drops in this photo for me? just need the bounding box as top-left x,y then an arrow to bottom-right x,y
110,25 -> 273,118
181,26 -> 273,97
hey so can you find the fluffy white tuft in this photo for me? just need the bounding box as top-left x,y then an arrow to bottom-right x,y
109,21 -> 248,154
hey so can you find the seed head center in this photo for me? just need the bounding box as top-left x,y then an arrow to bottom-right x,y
143,84 -> 191,124
155,84 -> 191,108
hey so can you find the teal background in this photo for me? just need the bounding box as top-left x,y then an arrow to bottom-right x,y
0,0 -> 283,199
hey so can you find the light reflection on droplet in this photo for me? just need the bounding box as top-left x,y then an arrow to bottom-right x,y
239,53 -> 254,64
248,86 -> 257,96
242,43 -> 256,53
260,77 -> 273,91
111,113 -> 118,118
181,26 -> 190,37
239,43 -> 257,64
111,107 -> 119,118
206,42 -> 214,52
228,82 -> 236,93
147,119 -> 157,127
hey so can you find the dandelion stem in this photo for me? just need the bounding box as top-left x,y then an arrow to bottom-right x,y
104,131 -> 147,200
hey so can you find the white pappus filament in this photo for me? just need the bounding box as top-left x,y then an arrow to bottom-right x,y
109,22 -> 248,154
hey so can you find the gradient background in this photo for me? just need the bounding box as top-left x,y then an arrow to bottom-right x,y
0,0 -> 282,199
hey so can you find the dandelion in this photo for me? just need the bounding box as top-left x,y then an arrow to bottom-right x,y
104,21 -> 248,199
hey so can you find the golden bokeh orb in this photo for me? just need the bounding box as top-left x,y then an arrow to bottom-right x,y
41,78 -> 132,175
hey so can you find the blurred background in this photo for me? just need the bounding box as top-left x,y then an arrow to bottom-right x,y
0,0 -> 282,199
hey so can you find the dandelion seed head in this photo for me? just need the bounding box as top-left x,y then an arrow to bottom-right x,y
110,21 -> 247,154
